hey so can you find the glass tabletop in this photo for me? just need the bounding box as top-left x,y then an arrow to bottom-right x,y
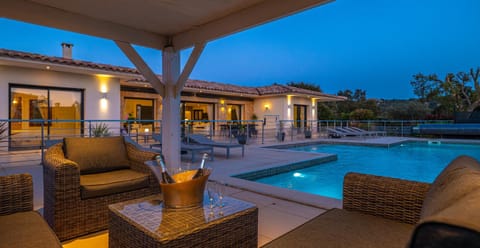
109,194 -> 256,241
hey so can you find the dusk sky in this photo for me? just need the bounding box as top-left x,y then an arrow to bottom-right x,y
1,0 -> 479,99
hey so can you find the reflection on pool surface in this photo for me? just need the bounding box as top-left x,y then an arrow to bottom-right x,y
254,142 -> 480,199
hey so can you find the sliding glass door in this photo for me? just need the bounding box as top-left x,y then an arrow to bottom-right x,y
9,84 -> 83,149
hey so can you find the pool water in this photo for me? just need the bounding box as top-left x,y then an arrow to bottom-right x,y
254,142 -> 480,199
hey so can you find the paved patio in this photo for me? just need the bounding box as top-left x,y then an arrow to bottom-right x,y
0,136 -> 418,247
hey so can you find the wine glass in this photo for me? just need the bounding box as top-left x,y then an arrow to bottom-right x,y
207,181 -> 216,209
216,181 -> 225,208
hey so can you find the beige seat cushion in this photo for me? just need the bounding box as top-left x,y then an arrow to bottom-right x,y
263,208 -> 414,248
80,169 -> 150,199
0,211 -> 62,248
64,136 -> 130,174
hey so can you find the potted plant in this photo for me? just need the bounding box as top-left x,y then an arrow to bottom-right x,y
304,126 -> 312,139
91,122 -> 111,137
236,124 -> 247,145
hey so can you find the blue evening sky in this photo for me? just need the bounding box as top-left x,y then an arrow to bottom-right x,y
1,0 -> 479,99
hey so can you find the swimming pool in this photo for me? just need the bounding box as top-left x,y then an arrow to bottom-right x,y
253,142 -> 480,199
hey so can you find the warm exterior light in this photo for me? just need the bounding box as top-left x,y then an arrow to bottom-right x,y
264,104 -> 270,111
100,98 -> 108,110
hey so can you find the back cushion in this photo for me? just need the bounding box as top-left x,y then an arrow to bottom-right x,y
409,155 -> 480,247
64,136 -> 130,174
420,155 -> 480,218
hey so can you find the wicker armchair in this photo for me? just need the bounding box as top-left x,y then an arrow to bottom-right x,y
0,173 -> 33,215
43,136 -> 161,241
264,155 -> 480,248
0,174 -> 62,247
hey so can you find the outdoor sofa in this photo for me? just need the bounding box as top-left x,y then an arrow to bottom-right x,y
0,173 -> 62,248
264,155 -> 480,248
43,136 -> 161,241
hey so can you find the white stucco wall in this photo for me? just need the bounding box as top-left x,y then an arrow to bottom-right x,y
0,65 -> 121,122
291,96 -> 314,121
253,96 -> 287,120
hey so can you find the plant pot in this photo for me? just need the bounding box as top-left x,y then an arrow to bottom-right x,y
305,131 -> 312,139
237,134 -> 247,145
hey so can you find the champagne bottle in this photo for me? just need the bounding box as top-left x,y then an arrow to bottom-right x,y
155,154 -> 176,184
192,153 -> 208,179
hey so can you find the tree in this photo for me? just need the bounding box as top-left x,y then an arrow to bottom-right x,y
380,100 -> 430,120
332,88 -> 377,119
350,108 -> 375,120
317,103 -> 334,119
286,82 -> 322,92
410,67 -> 480,114
410,73 -> 441,102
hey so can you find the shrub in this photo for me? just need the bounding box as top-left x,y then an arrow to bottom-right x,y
91,123 -> 111,137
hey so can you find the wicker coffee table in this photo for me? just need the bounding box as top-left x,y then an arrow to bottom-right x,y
108,195 -> 258,248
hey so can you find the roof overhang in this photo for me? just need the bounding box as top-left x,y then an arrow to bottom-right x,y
0,51 -> 141,80
2,0 -> 333,50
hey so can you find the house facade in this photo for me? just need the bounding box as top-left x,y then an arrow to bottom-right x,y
0,47 -> 344,149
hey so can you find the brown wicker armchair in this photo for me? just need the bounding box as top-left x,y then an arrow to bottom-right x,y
0,173 -> 62,247
43,136 -> 161,241
264,155 -> 480,248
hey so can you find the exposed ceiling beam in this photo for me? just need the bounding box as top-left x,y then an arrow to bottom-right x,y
172,0 -> 332,49
1,0 -> 167,50
115,41 -> 165,96
175,42 -> 206,95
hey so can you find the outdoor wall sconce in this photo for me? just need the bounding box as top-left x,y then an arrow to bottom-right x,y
264,104 -> 270,111
101,93 -> 108,100
287,104 -> 291,109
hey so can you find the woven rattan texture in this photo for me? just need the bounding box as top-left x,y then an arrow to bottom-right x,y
343,172 -> 431,225
43,139 -> 161,241
109,195 -> 258,248
0,173 -> 33,215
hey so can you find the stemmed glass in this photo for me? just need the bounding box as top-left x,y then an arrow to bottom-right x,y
207,181 -> 216,210
216,181 -> 225,208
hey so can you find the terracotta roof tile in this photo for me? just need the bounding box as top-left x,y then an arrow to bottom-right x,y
0,48 -> 138,74
0,48 -> 343,100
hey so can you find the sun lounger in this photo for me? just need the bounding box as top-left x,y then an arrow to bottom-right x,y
149,134 -> 214,162
343,127 -> 376,136
326,128 -> 348,138
187,134 -> 244,159
336,127 -> 367,137
350,127 -> 386,136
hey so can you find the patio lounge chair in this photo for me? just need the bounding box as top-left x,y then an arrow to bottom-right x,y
341,127 -> 380,137
349,126 -> 386,136
149,134 -> 214,162
336,127 -> 367,137
327,128 -> 362,138
187,134 -> 244,159
263,155 -> 480,248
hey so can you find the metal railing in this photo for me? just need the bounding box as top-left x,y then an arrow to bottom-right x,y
0,118 -> 456,152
